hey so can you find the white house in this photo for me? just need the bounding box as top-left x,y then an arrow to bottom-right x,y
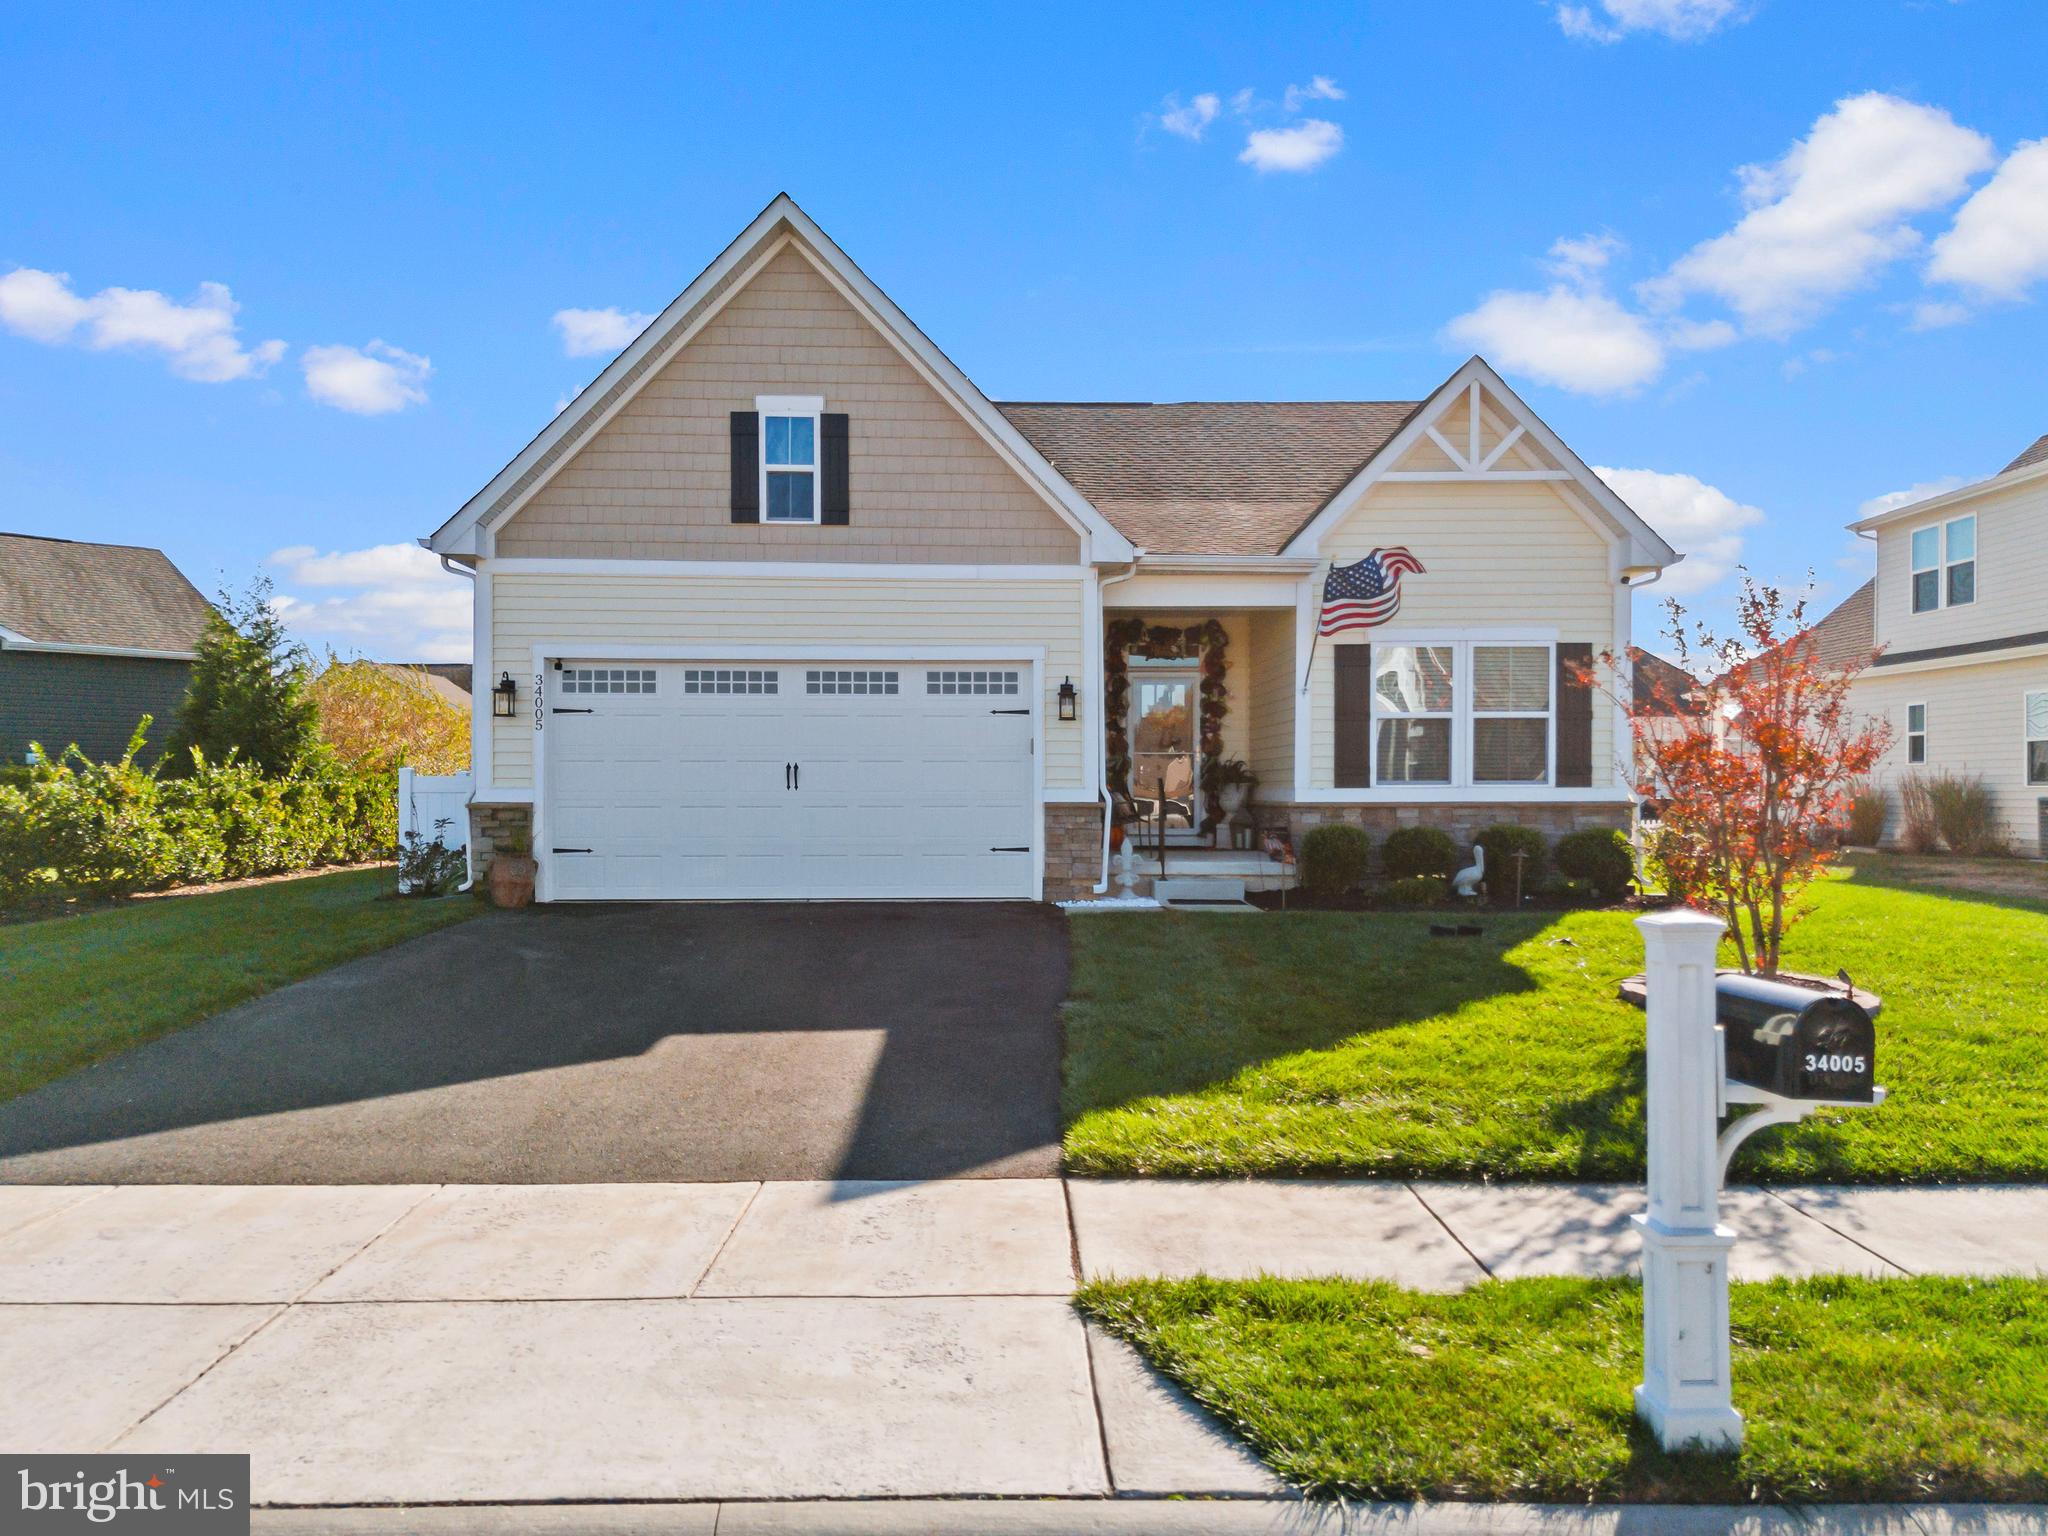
1840,434 -> 2048,856
425,196 -> 1680,902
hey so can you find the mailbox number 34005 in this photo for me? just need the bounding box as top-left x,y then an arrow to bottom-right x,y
1805,1052 -> 1867,1074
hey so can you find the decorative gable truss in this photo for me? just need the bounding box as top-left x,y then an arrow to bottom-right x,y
1282,356 -> 1679,574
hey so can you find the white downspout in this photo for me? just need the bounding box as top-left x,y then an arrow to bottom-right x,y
1092,549 -> 1146,893
437,553 -> 480,893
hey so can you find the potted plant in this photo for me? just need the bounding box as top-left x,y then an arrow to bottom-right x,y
487,826 -> 537,909
1210,758 -> 1259,819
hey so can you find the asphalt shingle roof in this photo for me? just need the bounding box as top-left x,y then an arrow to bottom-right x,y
0,533 -> 213,654
995,400 -> 1422,555
2001,432 -> 2048,475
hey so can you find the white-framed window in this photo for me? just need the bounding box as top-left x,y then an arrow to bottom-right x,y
927,668 -> 1020,696
757,394 -> 822,524
1372,644 -> 1456,785
1906,702 -> 1927,764
562,666 -> 656,695
1471,644 -> 1553,784
1368,638 -> 1556,788
1910,514 -> 1975,613
2027,691 -> 2048,786
807,668 -> 899,695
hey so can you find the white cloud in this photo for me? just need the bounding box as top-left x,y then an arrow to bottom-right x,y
551,306 -> 654,357
1926,138 -> 2048,302
1857,477 -> 1966,521
0,268 -> 284,382
1282,76 -> 1345,113
268,542 -> 471,661
1545,232 -> 1625,280
1595,466 -> 1764,595
301,340 -> 431,415
1444,285 -> 1665,395
1644,93 -> 1994,338
1909,299 -> 1971,330
1239,119 -> 1344,173
1157,91 -> 1221,141
1556,0 -> 1747,42
1666,316 -> 1738,350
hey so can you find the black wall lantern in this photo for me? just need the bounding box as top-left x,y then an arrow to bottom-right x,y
492,671 -> 518,718
1057,676 -> 1078,722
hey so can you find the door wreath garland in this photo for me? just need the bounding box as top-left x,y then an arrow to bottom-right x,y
1104,618 -> 1230,832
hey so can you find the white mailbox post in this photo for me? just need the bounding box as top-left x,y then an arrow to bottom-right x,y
1631,909 -> 1889,1454
1631,908 -> 1744,1453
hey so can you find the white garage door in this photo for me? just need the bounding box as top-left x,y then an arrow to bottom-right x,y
541,660 -> 1038,900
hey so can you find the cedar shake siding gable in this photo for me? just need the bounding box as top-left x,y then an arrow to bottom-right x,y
494,244 -> 1081,564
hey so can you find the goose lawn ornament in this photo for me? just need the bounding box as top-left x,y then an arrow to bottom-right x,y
1453,843 -> 1485,900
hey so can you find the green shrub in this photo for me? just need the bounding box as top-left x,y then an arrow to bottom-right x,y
1924,771 -> 2007,856
1380,875 -> 1448,908
1300,824 -> 1371,898
1474,823 -> 1547,904
1553,828 -> 1635,900
1846,785 -> 1891,847
0,720 -> 395,908
1381,826 -> 1457,880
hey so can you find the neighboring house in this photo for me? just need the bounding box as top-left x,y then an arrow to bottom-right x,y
425,196 -> 1679,902
0,533 -> 213,764
376,662 -> 473,711
1833,436 -> 2048,855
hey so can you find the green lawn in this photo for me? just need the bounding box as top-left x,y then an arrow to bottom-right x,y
1062,866 -> 2048,1181
0,869 -> 481,1103
1079,1274 -> 2048,1503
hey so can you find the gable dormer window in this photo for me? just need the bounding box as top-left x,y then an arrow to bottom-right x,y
758,395 -> 823,523
1910,514 -> 1975,613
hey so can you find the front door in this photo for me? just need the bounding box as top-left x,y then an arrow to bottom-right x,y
1128,667 -> 1203,843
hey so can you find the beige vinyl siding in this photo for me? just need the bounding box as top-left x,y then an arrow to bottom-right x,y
1853,654 -> 2048,855
495,243 -> 1080,564
1246,608 -> 1296,799
1870,474 -> 2048,656
1308,481 -> 1618,790
488,571 -> 1088,789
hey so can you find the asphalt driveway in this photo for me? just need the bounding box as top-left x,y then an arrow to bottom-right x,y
0,903 -> 1067,1183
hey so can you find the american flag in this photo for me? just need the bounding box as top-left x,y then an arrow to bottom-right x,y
1318,548 -> 1425,635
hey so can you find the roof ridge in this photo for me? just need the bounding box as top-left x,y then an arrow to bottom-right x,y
0,531 -> 174,555
995,398 -> 1420,408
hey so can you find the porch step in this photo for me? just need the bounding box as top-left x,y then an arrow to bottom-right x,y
1153,877 -> 1256,911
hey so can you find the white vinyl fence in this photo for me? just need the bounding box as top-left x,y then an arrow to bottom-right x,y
397,767 -> 473,892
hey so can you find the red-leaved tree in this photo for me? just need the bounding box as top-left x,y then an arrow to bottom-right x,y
1609,576 -> 1892,976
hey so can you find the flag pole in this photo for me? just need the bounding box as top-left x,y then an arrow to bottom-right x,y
1300,559 -> 1330,696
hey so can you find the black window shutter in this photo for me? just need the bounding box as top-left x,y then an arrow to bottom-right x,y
1334,644 -> 1371,788
729,411 -> 760,523
821,413 -> 850,525
1557,642 -> 1594,787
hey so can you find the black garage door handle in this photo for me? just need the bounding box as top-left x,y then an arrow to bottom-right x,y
990,846 -> 1029,852
552,847 -> 593,854
552,707 -> 594,715
989,708 -> 1030,715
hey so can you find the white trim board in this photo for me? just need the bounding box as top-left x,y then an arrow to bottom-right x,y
0,636 -> 196,661
1281,356 -> 1680,572
481,558 -> 1090,581
429,196 -> 1133,564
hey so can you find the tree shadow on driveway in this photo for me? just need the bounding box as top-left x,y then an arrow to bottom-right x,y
0,902 -> 1067,1185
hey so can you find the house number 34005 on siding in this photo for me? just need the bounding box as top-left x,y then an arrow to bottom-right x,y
534,672 -> 545,731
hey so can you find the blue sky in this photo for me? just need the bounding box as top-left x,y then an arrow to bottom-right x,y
3,1 -> 2044,662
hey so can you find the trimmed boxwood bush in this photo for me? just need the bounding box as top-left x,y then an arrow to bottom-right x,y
1553,827 -> 1635,901
1381,826 -> 1458,880
1300,823 -> 1372,898
1380,874 -> 1448,908
1474,823 -> 1547,904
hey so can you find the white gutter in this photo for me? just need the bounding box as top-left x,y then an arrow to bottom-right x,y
1091,550 -> 1146,893
437,554 -> 481,893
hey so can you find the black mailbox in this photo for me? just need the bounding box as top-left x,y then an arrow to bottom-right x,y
1716,973 -> 1878,1103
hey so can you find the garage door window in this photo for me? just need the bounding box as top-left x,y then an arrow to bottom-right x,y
562,667 -> 658,695
927,669 -> 1020,696
682,668 -> 779,695
806,669 -> 899,695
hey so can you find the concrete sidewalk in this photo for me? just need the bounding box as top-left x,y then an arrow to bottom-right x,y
2,1179 -> 2045,1508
